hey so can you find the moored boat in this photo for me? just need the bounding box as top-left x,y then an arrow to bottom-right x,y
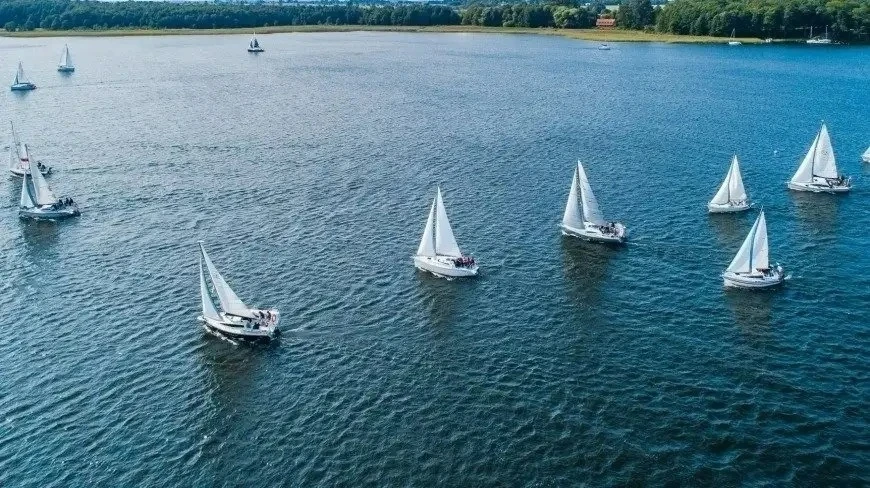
787,123 -> 850,193
198,242 -> 279,341
10,62 -> 36,91
413,187 -> 478,278
722,209 -> 784,289
728,29 -> 742,46
708,155 -> 751,213
560,160 -> 627,244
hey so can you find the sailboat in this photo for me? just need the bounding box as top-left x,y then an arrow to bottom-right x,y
10,62 -> 36,91
247,34 -> 264,53
861,146 -> 870,163
198,242 -> 279,341
57,44 -> 75,72
560,161 -> 627,243
807,26 -> 832,44
708,155 -> 750,213
598,43 -> 611,51
787,123 -> 851,193
413,187 -> 478,278
722,210 -> 784,289
19,154 -> 79,220
8,123 -> 51,177
728,28 -> 742,46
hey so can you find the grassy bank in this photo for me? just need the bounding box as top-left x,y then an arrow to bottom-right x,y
0,25 -> 767,44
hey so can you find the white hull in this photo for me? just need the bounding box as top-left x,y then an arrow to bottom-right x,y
708,202 -> 751,213
10,167 -> 50,177
198,313 -> 278,341
862,155 -> 870,164
723,268 -> 784,289
413,255 -> 478,278
560,223 -> 626,244
19,205 -> 79,220
787,180 -> 850,193
728,41 -> 742,46
806,39 -> 832,44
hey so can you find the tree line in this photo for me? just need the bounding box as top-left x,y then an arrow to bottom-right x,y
0,0 -> 868,42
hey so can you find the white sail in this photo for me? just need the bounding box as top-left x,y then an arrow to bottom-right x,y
710,162 -> 733,205
9,143 -> 19,171
812,124 -> 838,179
198,243 -> 253,318
752,211 -> 769,270
727,155 -> 747,202
19,171 -> 35,208
416,198 -> 436,257
863,146 -> 870,159
791,130 -> 819,184
59,44 -> 73,68
434,187 -> 462,257
28,152 -> 56,206
199,258 -> 222,322
726,210 -> 769,273
577,161 -> 606,226
562,167 -> 583,228
14,62 -> 28,84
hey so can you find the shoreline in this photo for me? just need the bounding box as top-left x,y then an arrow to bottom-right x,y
0,25 -> 771,44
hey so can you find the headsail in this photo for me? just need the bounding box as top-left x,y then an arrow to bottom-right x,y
199,257 -> 222,321
726,210 -> 769,273
59,44 -> 73,68
434,187 -> 462,258
19,171 -> 35,208
416,197 -> 436,257
863,146 -> 870,160
710,161 -> 733,205
562,166 -> 583,228
727,155 -> 747,202
14,62 -> 27,84
577,161 -> 606,226
198,242 -> 253,318
27,149 -> 57,206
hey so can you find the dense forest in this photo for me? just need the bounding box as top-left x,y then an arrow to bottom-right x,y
0,0 -> 868,42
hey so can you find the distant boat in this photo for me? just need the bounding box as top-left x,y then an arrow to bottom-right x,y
722,209 -> 784,289
247,34 -> 264,53
862,146 -> 870,163
57,44 -> 75,72
413,187 -> 478,278
8,123 -> 51,177
728,29 -> 742,46
807,26 -> 832,44
764,38 -> 773,44
10,62 -> 36,91
787,123 -> 850,193
560,160 -> 626,244
19,153 -> 79,220
708,155 -> 750,213
598,43 -> 610,50
198,242 -> 279,341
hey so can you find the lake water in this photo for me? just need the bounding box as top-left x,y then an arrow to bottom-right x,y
0,32 -> 867,486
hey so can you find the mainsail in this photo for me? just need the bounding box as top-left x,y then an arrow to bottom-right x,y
416,198 -> 436,257
199,258 -> 222,321
562,166 -> 583,228
433,188 -> 462,257
726,210 -> 769,273
792,124 -> 838,183
577,161 -> 606,226
250,36 -> 260,49
198,243 -> 253,318
14,62 -> 28,85
28,151 -> 56,206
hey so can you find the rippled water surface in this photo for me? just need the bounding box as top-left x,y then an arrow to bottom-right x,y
0,33 -> 868,486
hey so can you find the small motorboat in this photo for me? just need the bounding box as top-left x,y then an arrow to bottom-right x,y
198,242 -> 279,342
598,43 -> 611,50
722,210 -> 784,289
560,160 -> 627,244
787,123 -> 851,193
413,187 -> 478,278
19,156 -> 79,221
708,155 -> 751,213
10,62 -> 36,91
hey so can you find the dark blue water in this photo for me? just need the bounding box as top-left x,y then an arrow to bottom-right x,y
0,32 -> 868,486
